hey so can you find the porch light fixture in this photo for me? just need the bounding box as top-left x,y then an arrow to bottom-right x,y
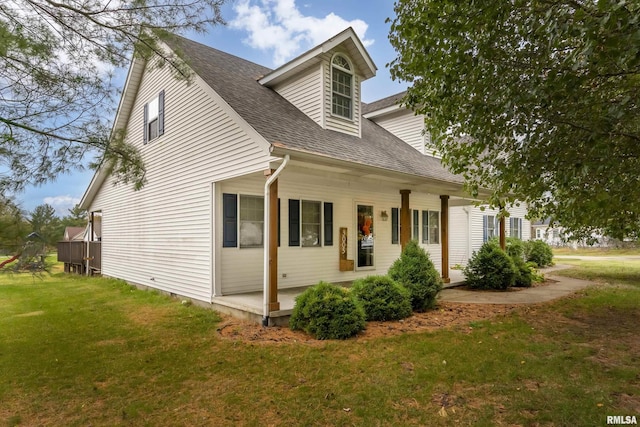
380,210 -> 389,221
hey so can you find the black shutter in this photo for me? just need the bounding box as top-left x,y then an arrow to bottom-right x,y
277,198 -> 281,247
324,202 -> 333,246
222,193 -> 237,247
392,208 -> 399,244
288,199 -> 300,246
158,90 -> 165,136
143,103 -> 149,144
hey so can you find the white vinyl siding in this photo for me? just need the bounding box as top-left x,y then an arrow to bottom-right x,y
449,206 -> 472,267
218,170 -> 443,294
372,110 -> 427,154
469,204 -> 531,255
273,64 -> 324,127
87,57 -> 271,303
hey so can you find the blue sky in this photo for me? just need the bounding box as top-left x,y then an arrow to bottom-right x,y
18,0 -> 408,216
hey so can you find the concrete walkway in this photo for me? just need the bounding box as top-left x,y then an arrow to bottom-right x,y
438,265 -> 596,304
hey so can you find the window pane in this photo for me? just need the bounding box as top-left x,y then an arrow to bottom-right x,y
332,67 -> 352,119
301,200 -> 321,247
240,195 -> 264,247
422,211 -> 429,244
429,211 -> 440,244
148,119 -> 158,140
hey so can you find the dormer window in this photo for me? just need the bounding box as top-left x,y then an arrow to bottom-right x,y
331,55 -> 353,120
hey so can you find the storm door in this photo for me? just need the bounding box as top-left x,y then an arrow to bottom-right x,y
357,204 -> 374,268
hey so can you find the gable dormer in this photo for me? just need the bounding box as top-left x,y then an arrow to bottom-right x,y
259,27 -> 376,138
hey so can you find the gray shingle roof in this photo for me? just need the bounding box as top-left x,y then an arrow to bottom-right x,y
362,90 -> 407,115
168,36 -> 463,185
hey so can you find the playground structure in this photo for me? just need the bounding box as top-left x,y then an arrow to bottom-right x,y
0,233 -> 48,272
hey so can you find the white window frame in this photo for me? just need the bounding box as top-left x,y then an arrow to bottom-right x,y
239,195 -> 264,248
331,54 -> 353,120
509,217 -> 522,239
301,200 -> 322,247
484,215 -> 498,242
422,210 -> 440,244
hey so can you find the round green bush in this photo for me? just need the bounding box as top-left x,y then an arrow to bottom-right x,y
388,240 -> 443,312
525,240 -> 554,267
352,275 -> 412,321
464,241 -> 517,290
512,255 -> 533,288
289,282 -> 365,340
505,237 -> 525,260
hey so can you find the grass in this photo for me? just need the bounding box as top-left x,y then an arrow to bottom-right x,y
553,246 -> 640,256
1,261 -> 639,426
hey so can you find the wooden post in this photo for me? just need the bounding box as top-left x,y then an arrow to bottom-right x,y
400,190 -> 411,250
440,195 -> 450,284
265,169 -> 280,311
499,214 -> 506,250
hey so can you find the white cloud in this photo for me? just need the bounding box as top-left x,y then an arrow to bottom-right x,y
230,0 -> 374,66
43,195 -> 81,216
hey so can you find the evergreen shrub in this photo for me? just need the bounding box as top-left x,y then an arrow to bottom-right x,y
289,282 -> 365,339
388,240 -> 443,311
525,240 -> 554,267
464,241 -> 517,290
352,275 -> 412,321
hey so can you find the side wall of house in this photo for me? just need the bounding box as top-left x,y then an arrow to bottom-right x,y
88,59 -> 271,302
449,204 -> 532,267
218,170 -> 444,294
370,110 -> 426,154
469,204 -> 532,255
273,64 -> 324,127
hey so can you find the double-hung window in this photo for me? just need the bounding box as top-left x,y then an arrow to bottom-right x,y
483,215 -> 498,242
222,194 -> 265,248
509,217 -> 522,239
239,195 -> 264,248
331,55 -> 353,119
289,199 -> 333,247
143,90 -> 165,144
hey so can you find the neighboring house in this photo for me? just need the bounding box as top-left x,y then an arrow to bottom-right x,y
79,28 -> 487,324
63,226 -> 85,241
531,219 -> 565,247
361,92 -> 532,267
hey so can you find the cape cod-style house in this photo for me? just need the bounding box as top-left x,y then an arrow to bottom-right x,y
79,28 -> 518,324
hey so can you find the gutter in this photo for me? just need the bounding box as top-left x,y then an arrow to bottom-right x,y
262,155 -> 290,326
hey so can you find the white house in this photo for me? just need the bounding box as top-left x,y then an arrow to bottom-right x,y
79,29 -> 493,324
361,92 -> 532,267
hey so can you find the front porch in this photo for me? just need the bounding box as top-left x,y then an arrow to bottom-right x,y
211,269 -> 466,326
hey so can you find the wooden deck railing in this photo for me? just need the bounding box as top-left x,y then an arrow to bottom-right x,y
89,241 -> 101,271
57,241 -> 101,274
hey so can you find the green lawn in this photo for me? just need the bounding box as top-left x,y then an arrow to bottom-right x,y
553,246 -> 640,256
1,262 -> 639,426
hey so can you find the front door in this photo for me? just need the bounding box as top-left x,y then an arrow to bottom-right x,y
357,204 -> 374,268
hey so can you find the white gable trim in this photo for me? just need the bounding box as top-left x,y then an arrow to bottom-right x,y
363,104 -> 402,119
80,42 -> 274,210
80,56 -> 146,210
259,27 -> 376,87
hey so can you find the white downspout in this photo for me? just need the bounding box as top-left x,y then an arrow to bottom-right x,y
263,155 -> 290,325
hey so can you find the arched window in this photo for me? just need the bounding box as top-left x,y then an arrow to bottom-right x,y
331,54 -> 353,119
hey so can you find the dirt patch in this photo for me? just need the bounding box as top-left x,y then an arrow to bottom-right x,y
14,310 -> 44,317
217,301 -> 524,344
